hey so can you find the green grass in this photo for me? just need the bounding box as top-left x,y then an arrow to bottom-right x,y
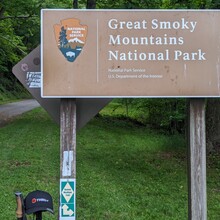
0,79 -> 31,105
77,116 -> 188,220
0,107 -> 220,219
0,108 -> 60,220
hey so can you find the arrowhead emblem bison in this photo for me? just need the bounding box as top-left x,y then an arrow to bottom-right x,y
54,18 -> 88,62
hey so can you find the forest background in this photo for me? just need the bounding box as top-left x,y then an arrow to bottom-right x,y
0,0 -> 220,152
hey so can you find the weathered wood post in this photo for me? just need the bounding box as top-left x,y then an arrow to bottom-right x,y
188,98 -> 207,220
60,98 -> 76,219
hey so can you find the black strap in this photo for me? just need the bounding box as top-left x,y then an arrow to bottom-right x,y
21,196 -> 27,220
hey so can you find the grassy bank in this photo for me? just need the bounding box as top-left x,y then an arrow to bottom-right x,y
0,78 -> 31,104
0,107 -> 220,219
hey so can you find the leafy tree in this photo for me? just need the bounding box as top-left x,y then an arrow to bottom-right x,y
96,0 -> 162,9
87,0 -> 96,8
0,1 -> 27,91
210,0 -> 220,8
73,0 -> 78,8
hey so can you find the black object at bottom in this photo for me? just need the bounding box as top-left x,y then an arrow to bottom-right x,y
35,211 -> 42,220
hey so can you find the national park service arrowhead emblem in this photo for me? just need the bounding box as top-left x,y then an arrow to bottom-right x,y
54,18 -> 88,62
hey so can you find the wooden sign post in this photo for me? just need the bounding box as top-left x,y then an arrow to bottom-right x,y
188,99 -> 207,220
60,99 -> 76,219
40,9 -> 220,219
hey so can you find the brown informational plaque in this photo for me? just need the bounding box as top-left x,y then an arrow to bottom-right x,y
41,10 -> 220,97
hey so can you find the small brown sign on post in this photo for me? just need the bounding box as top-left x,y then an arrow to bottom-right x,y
41,10 -> 220,97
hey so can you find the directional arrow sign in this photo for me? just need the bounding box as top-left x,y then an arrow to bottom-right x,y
12,46 -> 112,130
62,204 -> 74,216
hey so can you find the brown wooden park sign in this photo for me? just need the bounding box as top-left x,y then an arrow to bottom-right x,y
42,10 -> 220,98
12,9 -> 220,220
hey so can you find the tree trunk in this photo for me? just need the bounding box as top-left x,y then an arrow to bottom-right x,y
0,7 -> 5,19
206,99 -> 220,153
87,0 -> 96,9
73,0 -> 78,9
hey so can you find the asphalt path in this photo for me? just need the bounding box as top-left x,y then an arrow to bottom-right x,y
0,99 -> 40,126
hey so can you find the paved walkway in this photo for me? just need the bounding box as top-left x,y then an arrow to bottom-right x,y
0,99 -> 40,126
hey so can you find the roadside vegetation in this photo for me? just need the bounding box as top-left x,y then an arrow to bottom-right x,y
0,106 -> 220,219
0,77 -> 30,104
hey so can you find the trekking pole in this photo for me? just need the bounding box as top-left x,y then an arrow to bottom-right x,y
15,192 -> 27,220
35,211 -> 42,220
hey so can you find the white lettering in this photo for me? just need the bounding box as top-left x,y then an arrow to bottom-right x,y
189,20 -> 197,32
108,19 -> 118,29
109,34 -> 184,46
109,50 -> 119,60
151,19 -> 158,30
151,18 -> 197,32
139,53 -> 147,61
174,49 -> 206,61
122,37 -> 130,45
108,19 -> 147,30
109,35 -> 121,45
108,50 -> 170,61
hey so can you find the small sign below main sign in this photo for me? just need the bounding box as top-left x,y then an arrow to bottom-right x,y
60,179 -> 75,219
41,9 -> 220,98
26,72 -> 41,88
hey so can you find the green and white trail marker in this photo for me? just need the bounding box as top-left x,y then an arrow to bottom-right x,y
60,179 -> 76,219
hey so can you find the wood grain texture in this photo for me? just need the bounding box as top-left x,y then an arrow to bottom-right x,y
60,99 -> 76,178
188,99 -> 207,220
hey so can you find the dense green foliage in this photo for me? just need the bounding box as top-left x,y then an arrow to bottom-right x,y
0,0 -> 76,102
101,99 -> 186,134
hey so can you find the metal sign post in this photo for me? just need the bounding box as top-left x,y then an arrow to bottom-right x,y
60,99 -> 76,219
